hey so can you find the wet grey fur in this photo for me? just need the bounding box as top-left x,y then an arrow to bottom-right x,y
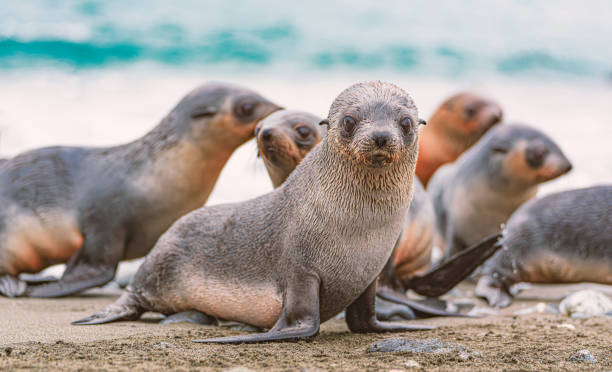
74,81 -> 433,341
428,124 -> 571,258
0,82 -> 280,297
476,185 -> 612,307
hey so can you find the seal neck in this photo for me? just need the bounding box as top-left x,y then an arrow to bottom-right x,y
123,114 -> 236,204
309,138 -> 416,221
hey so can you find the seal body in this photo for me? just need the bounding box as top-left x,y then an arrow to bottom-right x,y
74,81 -> 438,342
428,124 -> 572,258
0,82 -> 281,298
391,177 -> 437,282
416,92 -> 502,186
476,185 -> 612,307
255,109 -> 324,187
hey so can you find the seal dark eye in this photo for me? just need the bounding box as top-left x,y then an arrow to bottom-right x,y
399,117 -> 413,133
295,125 -> 311,138
236,101 -> 257,118
342,116 -> 357,134
464,105 -> 477,119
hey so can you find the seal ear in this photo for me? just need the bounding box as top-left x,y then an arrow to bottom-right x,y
418,119 -> 427,126
319,119 -> 330,128
191,106 -> 218,119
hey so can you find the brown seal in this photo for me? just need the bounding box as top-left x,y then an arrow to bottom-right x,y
255,109 -> 324,187
428,123 -> 572,259
72,81 -> 438,343
416,92 -> 502,186
0,82 -> 281,298
475,185 -> 612,307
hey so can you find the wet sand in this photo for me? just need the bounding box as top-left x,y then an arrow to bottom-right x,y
1,284 -> 610,371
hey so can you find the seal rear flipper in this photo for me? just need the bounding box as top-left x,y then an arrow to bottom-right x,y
194,271 -> 321,344
375,295 -> 416,321
26,263 -> 116,298
19,272 -> 59,284
26,228 -> 125,298
0,275 -> 27,297
376,287 -> 467,318
347,280 -> 435,333
405,234 -> 502,298
475,275 -> 514,308
72,291 -> 144,325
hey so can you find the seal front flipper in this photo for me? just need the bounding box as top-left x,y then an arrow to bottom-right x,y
405,234 -> 501,298
72,291 -> 144,325
194,271 -> 321,344
0,275 -> 27,297
26,228 -> 126,298
346,280 -> 435,333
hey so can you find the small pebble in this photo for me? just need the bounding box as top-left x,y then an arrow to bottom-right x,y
556,323 -> 576,331
153,342 -> 176,349
514,302 -> 559,315
222,368 -> 256,372
560,290 -> 612,318
467,306 -> 498,317
404,360 -> 420,368
569,349 -> 596,363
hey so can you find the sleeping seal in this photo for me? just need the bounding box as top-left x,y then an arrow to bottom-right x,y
0,82 -> 281,298
476,185 -> 612,307
73,81 -> 437,343
416,92 -> 502,186
428,124 -> 572,258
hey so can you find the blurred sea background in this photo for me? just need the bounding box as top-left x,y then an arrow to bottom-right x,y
1,0 -> 611,205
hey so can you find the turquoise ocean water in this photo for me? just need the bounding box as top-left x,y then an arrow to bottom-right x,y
1,0 -> 611,80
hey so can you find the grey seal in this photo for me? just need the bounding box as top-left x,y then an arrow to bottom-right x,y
0,82 -> 281,298
73,81 -> 436,343
476,185 -> 612,307
428,123 -> 572,258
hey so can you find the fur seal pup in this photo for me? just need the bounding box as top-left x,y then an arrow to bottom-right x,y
475,185 -> 612,307
0,82 -> 281,298
255,110 -> 501,320
416,92 -> 502,186
428,124 -> 572,259
255,109 -> 324,187
73,81 -> 439,343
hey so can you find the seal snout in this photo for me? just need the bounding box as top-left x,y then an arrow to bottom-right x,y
372,131 -> 391,148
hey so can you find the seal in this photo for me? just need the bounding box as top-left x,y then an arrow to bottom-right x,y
255,112 -> 501,320
255,109 -> 324,187
475,185 -> 612,307
0,82 -> 281,298
416,92 -> 502,186
72,81 -> 438,343
428,123 -> 572,259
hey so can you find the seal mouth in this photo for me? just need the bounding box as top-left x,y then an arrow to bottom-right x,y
364,151 -> 396,168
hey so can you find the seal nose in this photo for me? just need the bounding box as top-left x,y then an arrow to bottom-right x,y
526,144 -> 549,168
261,128 -> 273,141
372,131 -> 391,148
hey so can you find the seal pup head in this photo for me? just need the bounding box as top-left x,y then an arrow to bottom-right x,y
169,82 -> 282,148
468,124 -> 572,191
322,81 -> 425,169
431,92 -> 503,149
255,109 -> 324,187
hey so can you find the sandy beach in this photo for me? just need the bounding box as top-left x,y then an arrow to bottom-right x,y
1,283 -> 611,371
